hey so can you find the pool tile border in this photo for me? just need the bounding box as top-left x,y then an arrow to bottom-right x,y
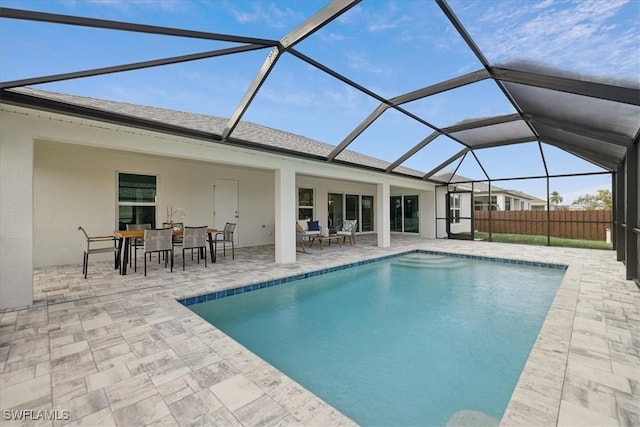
178,249 -> 567,307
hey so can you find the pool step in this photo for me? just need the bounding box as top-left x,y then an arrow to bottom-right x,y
392,254 -> 465,269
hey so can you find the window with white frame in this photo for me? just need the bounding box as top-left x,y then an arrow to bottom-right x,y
450,194 -> 461,223
297,188 -> 315,220
118,173 -> 157,230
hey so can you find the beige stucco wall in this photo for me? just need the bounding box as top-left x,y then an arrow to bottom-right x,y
34,141 -> 277,267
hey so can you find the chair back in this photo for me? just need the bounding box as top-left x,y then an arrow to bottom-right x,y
77,226 -> 90,251
77,226 -> 90,241
223,223 -> 236,240
127,223 -> 151,231
144,228 -> 173,252
183,226 -> 207,249
341,219 -> 358,235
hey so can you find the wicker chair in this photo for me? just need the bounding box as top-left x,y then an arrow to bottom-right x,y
182,226 -> 208,270
337,219 -> 358,245
126,223 -> 151,269
213,222 -> 236,259
142,228 -> 174,276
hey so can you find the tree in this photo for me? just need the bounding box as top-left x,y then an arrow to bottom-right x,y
549,191 -> 563,207
595,189 -> 612,210
571,189 -> 612,210
572,194 -> 597,209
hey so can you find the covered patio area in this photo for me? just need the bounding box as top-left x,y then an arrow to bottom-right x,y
2,236 -> 638,426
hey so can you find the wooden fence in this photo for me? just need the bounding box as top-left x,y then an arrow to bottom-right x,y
473,210 -> 612,241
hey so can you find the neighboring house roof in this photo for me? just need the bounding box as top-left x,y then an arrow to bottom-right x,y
432,172 -> 544,202
6,87 -> 427,179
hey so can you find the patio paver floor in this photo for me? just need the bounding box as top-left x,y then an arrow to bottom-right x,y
1,235 -> 638,426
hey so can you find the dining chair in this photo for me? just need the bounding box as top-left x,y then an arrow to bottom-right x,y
182,226 -> 208,270
142,228 -> 174,276
163,222 -> 184,251
126,223 -> 151,269
77,226 -> 118,279
213,222 -> 236,259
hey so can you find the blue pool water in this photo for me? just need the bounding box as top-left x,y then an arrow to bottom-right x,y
188,253 -> 565,426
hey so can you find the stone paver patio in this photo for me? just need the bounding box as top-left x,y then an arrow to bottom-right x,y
1,235 -> 638,426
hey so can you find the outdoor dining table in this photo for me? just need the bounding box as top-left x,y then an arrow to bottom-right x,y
114,228 -> 218,275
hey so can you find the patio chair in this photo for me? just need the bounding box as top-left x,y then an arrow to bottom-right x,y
163,222 -> 184,250
126,223 -> 151,269
213,222 -> 236,259
142,228 -> 174,276
296,225 -> 308,253
296,219 -> 322,237
77,226 -> 118,279
182,226 -> 208,270
337,219 -> 358,245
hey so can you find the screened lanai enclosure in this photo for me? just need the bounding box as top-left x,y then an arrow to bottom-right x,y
1,0 -> 638,283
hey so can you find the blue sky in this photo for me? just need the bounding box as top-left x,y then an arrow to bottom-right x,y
1,0 -> 638,202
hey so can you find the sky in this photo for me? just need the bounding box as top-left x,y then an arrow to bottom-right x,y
1,0 -> 638,203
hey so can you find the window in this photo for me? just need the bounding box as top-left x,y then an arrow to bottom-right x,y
450,194 -> 461,223
118,173 -> 157,230
298,188 -> 314,220
505,197 -> 511,211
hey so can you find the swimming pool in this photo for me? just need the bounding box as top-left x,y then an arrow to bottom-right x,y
186,252 -> 565,426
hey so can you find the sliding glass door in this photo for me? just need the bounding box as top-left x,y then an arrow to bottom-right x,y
328,193 -> 374,233
390,194 -> 419,233
327,193 -> 344,233
361,195 -> 374,232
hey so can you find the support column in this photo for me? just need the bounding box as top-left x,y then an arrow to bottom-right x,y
615,169 -> 625,262
420,190 -> 436,238
376,182 -> 390,248
1,113 -> 34,309
274,167 -> 297,264
625,142 -> 638,280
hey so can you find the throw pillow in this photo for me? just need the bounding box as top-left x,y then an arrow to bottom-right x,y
342,221 -> 353,232
307,220 -> 320,231
295,223 -> 304,232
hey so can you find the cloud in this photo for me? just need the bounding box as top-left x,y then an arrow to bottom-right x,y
457,0 -> 638,79
223,2 -> 305,29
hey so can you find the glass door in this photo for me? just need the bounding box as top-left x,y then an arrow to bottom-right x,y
361,195 -> 374,232
327,193 -> 343,233
390,195 -> 419,233
403,195 -> 419,233
447,191 -> 473,240
390,196 -> 403,232
345,194 -> 360,232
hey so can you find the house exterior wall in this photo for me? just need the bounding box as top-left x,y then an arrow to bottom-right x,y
34,141 -> 277,267
1,105 -> 435,309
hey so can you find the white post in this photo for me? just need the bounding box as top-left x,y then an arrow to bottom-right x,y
606,228 -> 611,244
274,167 -> 297,264
377,182 -> 391,248
1,112 -> 34,309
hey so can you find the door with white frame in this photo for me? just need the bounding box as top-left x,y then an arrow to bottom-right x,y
214,179 -> 239,246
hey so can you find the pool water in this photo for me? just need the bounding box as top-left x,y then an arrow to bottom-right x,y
188,253 -> 565,426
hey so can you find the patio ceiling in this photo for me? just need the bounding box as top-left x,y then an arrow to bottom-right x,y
0,0 -> 638,184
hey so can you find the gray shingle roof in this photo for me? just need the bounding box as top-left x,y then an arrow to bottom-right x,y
10,87 -> 424,178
